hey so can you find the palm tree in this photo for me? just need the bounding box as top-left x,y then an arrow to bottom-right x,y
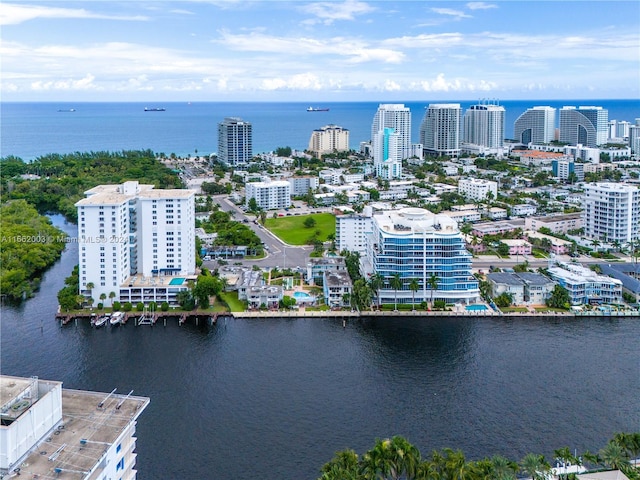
491,455 -> 518,479
390,273 -> 402,311
599,440 -> 628,470
85,281 -> 94,294
427,274 -> 439,309
319,449 -> 360,480
553,447 -> 577,480
409,278 -> 419,311
520,453 -> 549,480
369,273 -> 384,310
99,293 -> 107,305
109,291 -> 116,305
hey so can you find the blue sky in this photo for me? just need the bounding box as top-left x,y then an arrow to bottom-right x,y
1,1 -> 639,101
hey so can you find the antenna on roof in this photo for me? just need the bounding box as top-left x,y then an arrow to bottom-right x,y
116,390 -> 134,410
98,388 -> 117,408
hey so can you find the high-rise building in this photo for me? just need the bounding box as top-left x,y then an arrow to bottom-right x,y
552,160 -> 585,182
245,180 -> 291,210
308,124 -> 349,157
361,207 -> 479,305
629,119 -> 640,156
462,102 -> 505,148
420,104 -> 461,157
513,106 -> 556,144
0,374 -> 149,479
559,106 -> 608,147
582,182 -> 640,244
373,127 -> 403,180
370,104 -> 412,179
75,181 -> 196,306
218,117 -> 252,166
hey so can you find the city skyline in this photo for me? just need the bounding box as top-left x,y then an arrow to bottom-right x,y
1,1 -> 639,102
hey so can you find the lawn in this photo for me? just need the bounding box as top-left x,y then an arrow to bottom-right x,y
219,291 -> 246,312
264,213 -> 335,245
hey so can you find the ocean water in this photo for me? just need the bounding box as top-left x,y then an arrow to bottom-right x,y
1,100 -> 638,161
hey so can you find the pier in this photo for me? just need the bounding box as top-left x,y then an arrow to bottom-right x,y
57,311 -> 228,328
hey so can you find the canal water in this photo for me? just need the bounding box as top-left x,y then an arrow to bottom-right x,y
1,216 -> 638,479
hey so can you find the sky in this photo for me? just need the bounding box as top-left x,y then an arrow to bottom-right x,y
1,0 -> 639,102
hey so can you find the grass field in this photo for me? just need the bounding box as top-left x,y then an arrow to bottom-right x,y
264,213 -> 335,245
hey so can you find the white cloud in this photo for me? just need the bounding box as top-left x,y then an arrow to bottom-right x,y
430,8 -> 472,19
411,73 -> 497,93
261,73 -> 323,91
31,73 -> 99,91
466,2 -> 498,10
0,3 -> 147,26
300,0 -> 375,25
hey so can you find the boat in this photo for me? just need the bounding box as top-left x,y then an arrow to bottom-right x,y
57,108 -> 76,112
94,315 -> 108,328
306,107 -> 329,112
144,107 -> 165,112
110,311 -> 124,326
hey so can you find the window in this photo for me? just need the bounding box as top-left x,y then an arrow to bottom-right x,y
116,457 -> 125,472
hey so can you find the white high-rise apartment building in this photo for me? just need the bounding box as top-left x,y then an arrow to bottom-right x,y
582,182 -> 640,244
0,374 -> 148,479
335,209 -> 374,255
308,124 -> 350,157
76,181 -> 196,305
420,104 -> 461,157
629,119 -> 640,156
458,178 -> 498,201
462,103 -> 505,148
514,106 -> 556,144
371,103 -> 412,161
218,117 -> 253,166
245,180 -> 291,210
559,106 -> 608,147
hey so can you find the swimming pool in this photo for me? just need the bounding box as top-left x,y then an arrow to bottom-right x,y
169,278 -> 185,285
293,291 -> 312,299
466,304 -> 488,311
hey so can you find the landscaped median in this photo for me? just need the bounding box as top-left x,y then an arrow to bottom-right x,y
263,213 -> 335,245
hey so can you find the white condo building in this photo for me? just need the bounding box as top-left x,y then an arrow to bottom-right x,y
559,106 -> 608,147
245,180 -> 291,210
218,117 -> 253,166
335,209 -> 374,255
513,106 -> 556,144
361,208 -> 479,305
420,104 -> 462,157
458,178 -> 498,202
370,104 -> 416,179
462,103 -> 505,148
582,182 -> 640,244
75,181 -> 196,306
0,374 -> 149,479
630,119 -> 640,156
308,124 -> 350,157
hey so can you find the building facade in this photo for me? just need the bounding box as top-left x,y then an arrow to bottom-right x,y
335,212 -> 374,255
513,106 -> 556,144
547,262 -> 622,305
307,124 -> 350,157
462,102 -> 505,148
559,106 -> 608,147
582,182 -> 640,243
218,117 -> 253,166
245,180 -> 291,210
75,181 -> 196,306
371,104 -> 412,159
0,375 -> 148,479
373,127 -> 403,180
288,176 -> 319,196
420,104 -> 462,157
552,160 -> 585,182
457,178 -> 498,201
362,208 -> 479,305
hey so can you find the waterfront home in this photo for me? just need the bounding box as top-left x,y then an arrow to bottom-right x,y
306,257 -> 347,285
547,262 -> 623,306
243,285 -> 283,310
323,271 -> 353,308
487,272 -> 555,305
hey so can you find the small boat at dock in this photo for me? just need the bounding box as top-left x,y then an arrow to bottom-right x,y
94,314 -> 108,328
110,312 -> 124,326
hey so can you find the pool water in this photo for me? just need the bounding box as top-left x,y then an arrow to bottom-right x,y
466,304 -> 488,311
169,278 -> 185,285
293,291 -> 312,299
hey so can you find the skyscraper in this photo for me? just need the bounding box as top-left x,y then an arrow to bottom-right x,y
559,106 -> 608,147
218,117 -> 253,166
462,102 -> 505,148
373,127 -> 402,180
308,124 -> 350,157
420,104 -> 461,157
513,106 -> 556,144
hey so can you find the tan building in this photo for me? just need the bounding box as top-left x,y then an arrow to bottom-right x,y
308,124 -> 349,157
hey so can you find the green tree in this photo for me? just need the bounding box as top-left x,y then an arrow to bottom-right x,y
408,278 -> 419,310
599,441 -> 629,471
369,273 -> 384,310
427,274 -> 439,308
546,285 -> 571,309
520,453 -> 550,480
304,217 -> 317,228
248,197 -> 259,213
319,449 -> 360,480
390,273 -> 402,311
